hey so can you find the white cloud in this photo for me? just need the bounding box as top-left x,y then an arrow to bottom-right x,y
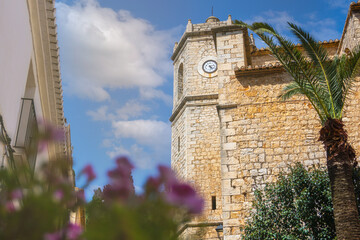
112,119 -> 170,148
87,106 -> 171,169
109,119 -> 171,169
107,144 -> 153,169
307,18 -> 340,41
87,106 -> 115,121
115,100 -> 150,120
249,11 -> 298,33
244,11 -> 298,48
87,100 -> 150,121
107,145 -> 131,159
139,87 -> 172,106
56,0 -> 175,101
245,11 -> 342,48
102,138 -> 114,148
327,0 -> 352,9
134,185 -> 144,194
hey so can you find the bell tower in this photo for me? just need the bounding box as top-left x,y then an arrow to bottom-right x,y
170,15 -> 249,239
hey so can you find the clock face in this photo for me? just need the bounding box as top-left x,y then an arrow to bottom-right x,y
202,60 -> 217,73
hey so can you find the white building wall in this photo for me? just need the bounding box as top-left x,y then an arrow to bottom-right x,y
0,0 -> 41,138
0,0 -> 47,169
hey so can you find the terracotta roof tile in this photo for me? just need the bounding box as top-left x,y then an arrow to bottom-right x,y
234,63 -> 284,77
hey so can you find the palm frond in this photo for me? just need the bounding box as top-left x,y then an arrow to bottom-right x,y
234,20 -> 276,35
279,82 -> 303,100
235,21 -> 329,122
288,23 -> 339,118
236,20 -> 360,125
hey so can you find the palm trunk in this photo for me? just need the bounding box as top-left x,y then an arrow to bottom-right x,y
319,119 -> 360,240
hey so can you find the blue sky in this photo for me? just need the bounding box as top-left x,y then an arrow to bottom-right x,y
55,0 -> 353,198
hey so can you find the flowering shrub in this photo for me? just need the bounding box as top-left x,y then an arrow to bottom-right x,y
0,160 -> 80,240
85,157 -> 203,240
0,121 -> 204,240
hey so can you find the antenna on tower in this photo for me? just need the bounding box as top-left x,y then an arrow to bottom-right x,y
211,6 -> 214,16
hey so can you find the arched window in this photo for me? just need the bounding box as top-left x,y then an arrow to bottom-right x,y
178,63 -> 184,100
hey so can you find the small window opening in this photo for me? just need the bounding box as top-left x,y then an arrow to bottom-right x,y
178,136 -> 181,152
178,64 -> 184,100
212,196 -> 216,210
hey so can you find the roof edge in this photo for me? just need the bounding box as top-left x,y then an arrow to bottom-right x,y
338,2 -> 360,54
252,39 -> 340,56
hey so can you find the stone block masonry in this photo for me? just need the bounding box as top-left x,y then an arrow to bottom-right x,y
170,4 -> 360,239
218,72 -> 327,237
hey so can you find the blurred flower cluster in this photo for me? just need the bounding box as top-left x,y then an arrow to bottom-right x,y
0,120 -> 203,240
85,157 -> 204,240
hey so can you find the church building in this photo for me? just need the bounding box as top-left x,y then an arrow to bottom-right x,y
170,2 -> 360,239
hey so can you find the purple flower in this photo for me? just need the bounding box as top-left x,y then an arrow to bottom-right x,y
38,120 -> 65,152
38,141 -> 48,153
166,182 -> 204,214
38,119 -> 65,141
5,201 -> 15,212
10,189 -> 23,200
104,157 -> 135,201
44,224 -> 82,240
81,165 -> 96,183
53,190 -> 64,201
145,176 -> 161,193
158,165 -> 177,186
66,223 -> 83,240
76,189 -> 85,203
103,182 -> 134,201
116,156 -> 134,169
44,232 -> 62,240
108,157 -> 134,179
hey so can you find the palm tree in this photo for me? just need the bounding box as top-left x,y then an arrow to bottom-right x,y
234,21 -> 360,239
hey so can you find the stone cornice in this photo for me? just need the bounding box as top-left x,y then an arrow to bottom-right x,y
234,64 -> 285,77
210,25 -> 245,34
28,0 -> 67,160
45,0 -> 65,128
218,99 -> 310,110
44,0 -> 67,158
169,94 -> 219,122
172,31 -> 213,61
177,221 -> 222,236
217,104 -> 238,110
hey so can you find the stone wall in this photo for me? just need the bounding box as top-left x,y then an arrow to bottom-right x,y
180,225 -> 223,240
193,21 -> 228,32
172,96 -> 223,240
171,20 -> 226,240
218,71 -> 328,239
339,4 -> 360,54
173,37 -> 219,109
338,2 -> 360,159
251,53 -> 277,66
171,109 -> 187,180
186,104 -> 222,220
217,36 -> 360,240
